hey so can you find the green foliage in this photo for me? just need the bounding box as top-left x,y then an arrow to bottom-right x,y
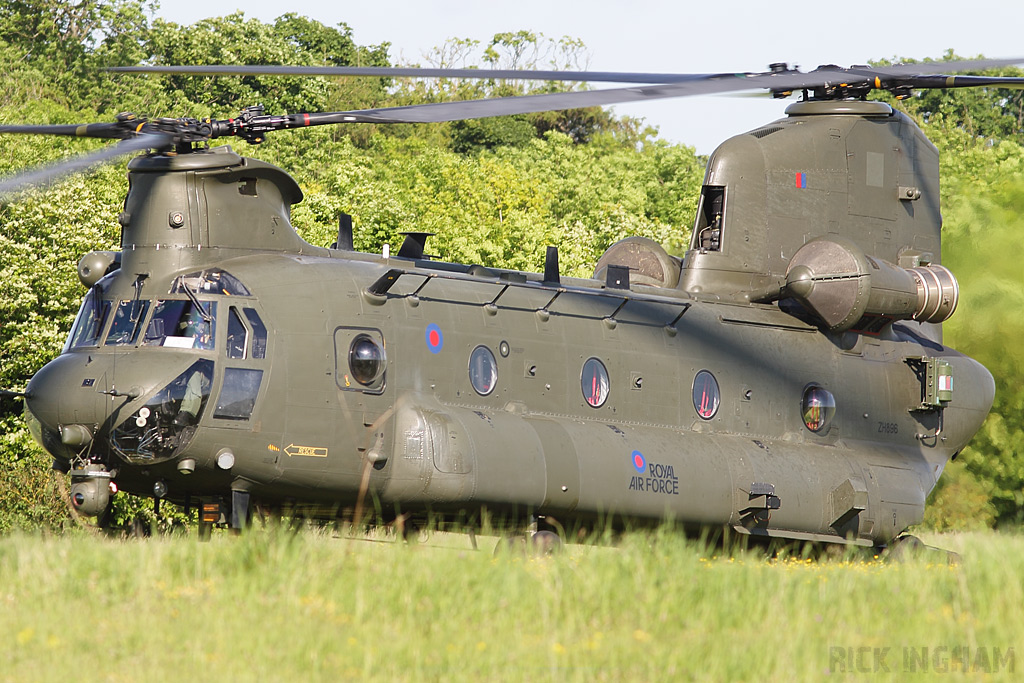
921,460 -> 997,531
449,115 -> 537,154
0,0 -> 154,72
0,435 -> 71,533
882,62 -> 1024,526
252,130 -> 701,277
395,31 -> 658,150
0,0 -> 160,112
939,167 -> 1024,524
144,13 -> 390,117
0,164 -> 126,530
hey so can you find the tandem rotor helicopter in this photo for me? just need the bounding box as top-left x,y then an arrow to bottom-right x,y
3,57 -> 1022,549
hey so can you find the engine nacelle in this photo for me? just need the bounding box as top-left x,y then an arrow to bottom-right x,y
785,236 -> 958,332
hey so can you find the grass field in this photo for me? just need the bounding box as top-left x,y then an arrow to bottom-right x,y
1,527 -> 1021,681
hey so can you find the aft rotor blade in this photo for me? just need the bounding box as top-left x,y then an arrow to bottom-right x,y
108,57 -> 1024,86
204,57 -> 1024,129
840,58 -> 1024,78
0,132 -> 172,197
238,70 -> 850,127
894,74 -> 1024,89
28,57 -> 1024,146
254,68 -> 884,125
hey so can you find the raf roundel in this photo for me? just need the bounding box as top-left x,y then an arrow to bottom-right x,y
425,323 -> 444,354
631,450 -> 646,473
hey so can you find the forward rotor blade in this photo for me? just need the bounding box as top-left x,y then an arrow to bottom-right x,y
0,132 -> 172,198
0,122 -> 137,139
108,64 -> 715,85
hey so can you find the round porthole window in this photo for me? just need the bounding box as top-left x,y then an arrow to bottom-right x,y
349,334 -> 386,386
692,370 -> 720,420
581,358 -> 610,408
802,385 -> 836,433
469,345 -> 498,396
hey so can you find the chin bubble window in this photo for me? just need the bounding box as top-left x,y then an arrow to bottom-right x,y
582,358 -> 610,408
802,385 -> 836,433
692,370 -> 720,419
469,345 -> 498,396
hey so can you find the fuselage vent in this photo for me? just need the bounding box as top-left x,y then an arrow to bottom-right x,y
750,126 -> 784,139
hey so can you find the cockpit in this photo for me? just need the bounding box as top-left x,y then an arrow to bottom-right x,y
65,268 -> 255,353
35,267 -> 268,465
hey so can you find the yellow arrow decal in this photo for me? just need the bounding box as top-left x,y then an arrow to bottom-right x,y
284,444 -> 328,458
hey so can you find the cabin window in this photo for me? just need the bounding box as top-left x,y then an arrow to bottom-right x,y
693,185 -> 725,252
469,345 -> 498,396
105,299 -> 151,346
65,291 -> 110,351
243,308 -> 267,359
143,300 -> 217,350
226,307 -> 247,359
802,385 -> 836,433
692,370 -> 720,419
349,334 -> 386,387
581,358 -> 610,408
334,327 -> 385,393
214,368 -> 264,421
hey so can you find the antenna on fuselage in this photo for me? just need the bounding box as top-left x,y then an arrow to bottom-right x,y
333,212 -> 354,251
544,246 -> 561,285
397,232 -> 434,260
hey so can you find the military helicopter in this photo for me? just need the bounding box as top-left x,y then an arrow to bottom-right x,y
4,58 -> 1022,548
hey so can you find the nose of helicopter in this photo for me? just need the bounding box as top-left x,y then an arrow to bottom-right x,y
24,353 -> 123,459
26,350 -> 216,465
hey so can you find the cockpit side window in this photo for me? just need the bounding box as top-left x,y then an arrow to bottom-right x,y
143,300 -> 217,350
226,306 -> 247,359
65,290 -> 110,351
243,308 -> 267,359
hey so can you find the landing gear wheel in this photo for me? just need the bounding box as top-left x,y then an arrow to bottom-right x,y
494,534 -> 529,557
400,518 -> 422,544
130,516 -> 150,538
530,530 -> 563,555
884,534 -> 924,561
